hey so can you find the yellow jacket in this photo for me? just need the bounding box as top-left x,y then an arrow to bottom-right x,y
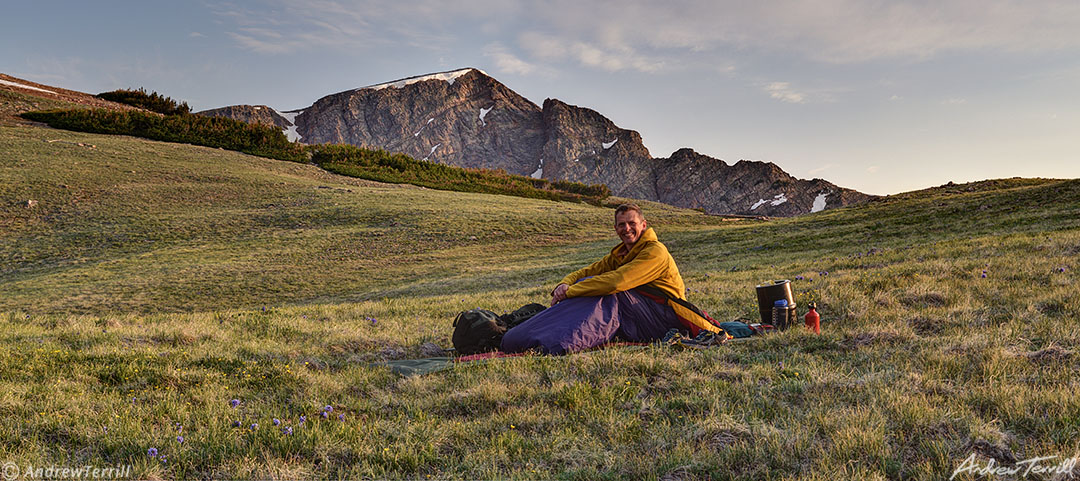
560,228 -> 686,300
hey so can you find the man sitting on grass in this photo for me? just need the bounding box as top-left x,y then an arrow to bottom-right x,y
501,203 -> 720,355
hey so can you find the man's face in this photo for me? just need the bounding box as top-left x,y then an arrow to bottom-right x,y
615,210 -> 647,249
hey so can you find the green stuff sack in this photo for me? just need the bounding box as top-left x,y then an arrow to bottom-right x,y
719,321 -> 754,339
452,309 -> 506,355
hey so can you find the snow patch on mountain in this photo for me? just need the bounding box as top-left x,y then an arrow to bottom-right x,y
531,158 -> 544,179
810,192 -> 828,213
363,68 -> 483,91
277,109 -> 303,142
0,78 -> 55,94
479,106 -> 493,126
602,138 -> 618,149
414,118 -> 435,137
423,143 -> 441,161
751,193 -> 789,210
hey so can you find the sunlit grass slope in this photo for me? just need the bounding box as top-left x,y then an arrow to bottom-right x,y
0,125 -> 719,315
2,122 -> 1078,480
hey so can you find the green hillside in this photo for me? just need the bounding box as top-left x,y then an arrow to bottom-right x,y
2,122 -> 1078,479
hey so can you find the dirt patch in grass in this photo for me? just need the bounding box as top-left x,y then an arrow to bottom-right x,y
694,425 -> 751,451
969,438 -> 1018,465
1025,345 -> 1074,364
843,330 -> 912,349
1035,300 -> 1066,317
909,317 -> 946,335
901,291 -> 948,308
660,465 -> 698,481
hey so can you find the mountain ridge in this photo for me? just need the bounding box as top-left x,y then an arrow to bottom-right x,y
198,68 -> 873,216
1,69 -> 871,216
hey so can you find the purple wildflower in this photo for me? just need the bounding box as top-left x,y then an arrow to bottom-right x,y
981,273 -> 987,278
176,423 -> 182,432
321,411 -> 329,419
233,420 -> 242,428
147,448 -> 158,458
282,426 -> 293,435
159,456 -> 168,465
250,423 -> 258,430
324,405 -> 333,413
230,399 -> 240,408
176,436 -> 183,444
299,415 -> 306,424
338,413 -> 345,421
273,418 -> 281,426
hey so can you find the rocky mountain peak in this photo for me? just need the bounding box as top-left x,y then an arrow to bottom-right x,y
294,67 -> 545,173
201,68 -> 874,216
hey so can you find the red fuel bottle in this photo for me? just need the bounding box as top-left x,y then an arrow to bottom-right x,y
805,302 -> 820,334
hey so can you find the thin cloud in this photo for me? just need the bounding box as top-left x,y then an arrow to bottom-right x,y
518,32 -> 665,73
15,57 -> 88,86
226,32 -> 293,54
519,0 -> 1080,65
484,44 -> 537,75
764,82 -> 806,104
214,0 -> 512,54
808,163 -> 837,175
210,0 -> 1080,68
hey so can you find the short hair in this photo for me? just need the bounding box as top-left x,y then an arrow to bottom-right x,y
614,203 -> 644,222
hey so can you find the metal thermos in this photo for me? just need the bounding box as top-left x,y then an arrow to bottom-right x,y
772,299 -> 788,329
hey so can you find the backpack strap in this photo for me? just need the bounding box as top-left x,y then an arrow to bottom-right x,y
634,284 -> 728,338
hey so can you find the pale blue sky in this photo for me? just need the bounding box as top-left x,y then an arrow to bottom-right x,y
4,0 -> 1078,195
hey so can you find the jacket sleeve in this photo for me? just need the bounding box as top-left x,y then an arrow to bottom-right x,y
564,242 -> 670,297
558,253 -> 618,289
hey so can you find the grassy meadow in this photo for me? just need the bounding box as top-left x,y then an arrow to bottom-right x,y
2,120 -> 1079,480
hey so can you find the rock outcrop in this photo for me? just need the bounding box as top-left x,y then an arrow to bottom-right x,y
295,69 -> 545,175
196,105 -> 302,142
197,105 -> 291,129
202,68 -> 874,216
653,148 -> 868,216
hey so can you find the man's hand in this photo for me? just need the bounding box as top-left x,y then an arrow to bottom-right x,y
550,283 -> 569,306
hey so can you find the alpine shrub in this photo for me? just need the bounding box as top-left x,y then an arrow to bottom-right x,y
97,88 -> 191,115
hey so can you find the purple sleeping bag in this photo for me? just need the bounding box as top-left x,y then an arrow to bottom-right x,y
500,289 -> 681,355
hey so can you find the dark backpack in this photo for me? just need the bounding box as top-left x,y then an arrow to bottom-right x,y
498,303 -> 546,329
452,309 -> 506,355
451,303 -> 547,355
